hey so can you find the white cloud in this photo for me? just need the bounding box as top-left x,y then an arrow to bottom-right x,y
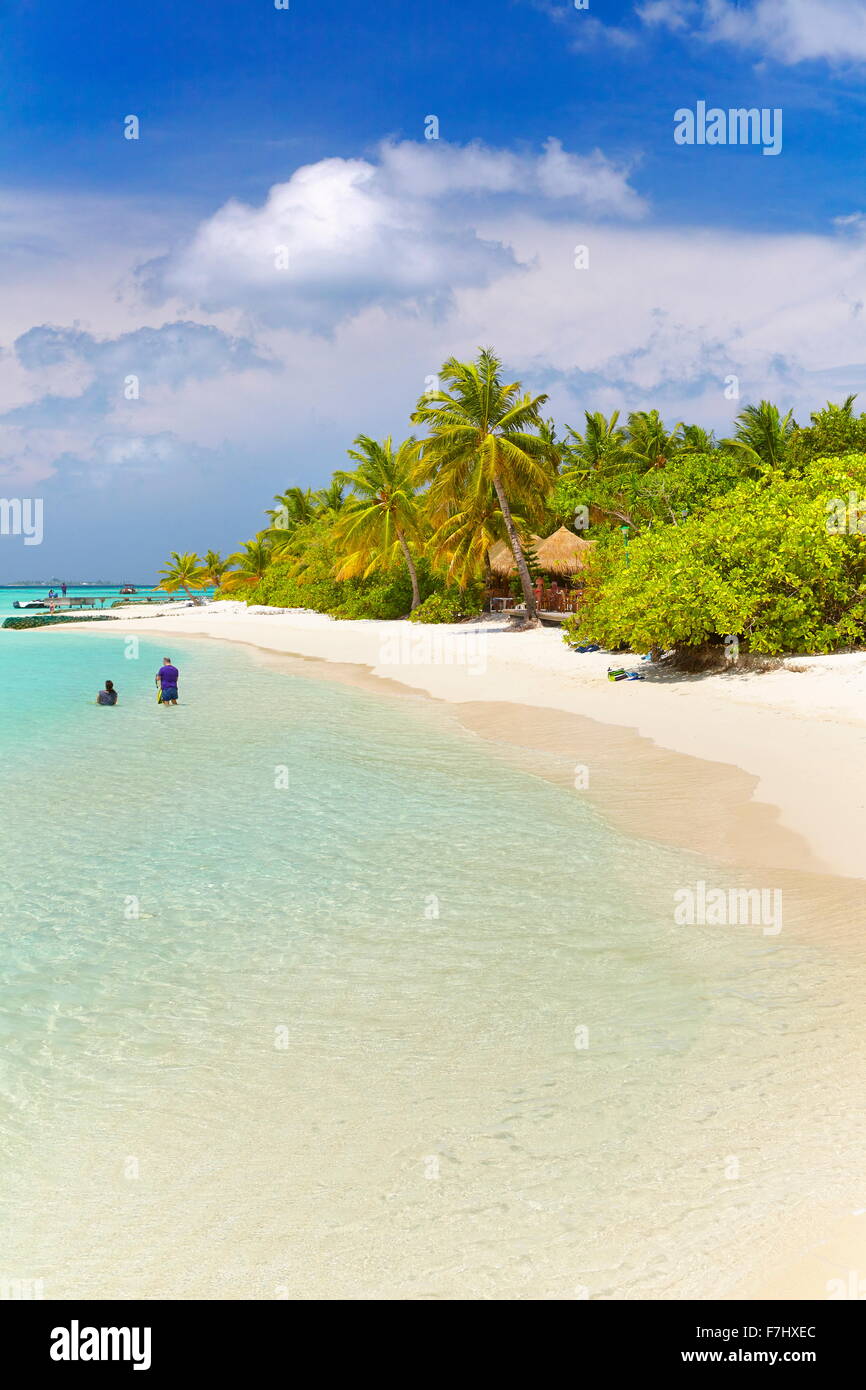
638,0 -> 866,64
447,215 -> 866,417
834,211 -> 866,235
59,432 -> 194,487
570,16 -> 642,51
146,139 -> 645,330
9,209 -> 866,480
708,0 -> 866,63
554,0 -> 866,65
131,212 -> 866,453
528,0 -> 640,48
635,0 -> 699,32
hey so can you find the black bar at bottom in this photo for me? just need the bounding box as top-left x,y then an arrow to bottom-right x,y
0,1298 -> 858,1376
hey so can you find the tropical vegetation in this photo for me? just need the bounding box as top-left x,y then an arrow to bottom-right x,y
156,551 -> 207,604
160,348 -> 866,657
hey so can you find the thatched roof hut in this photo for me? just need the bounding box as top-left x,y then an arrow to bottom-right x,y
533,526 -> 594,576
487,535 -> 541,577
487,528 -> 593,578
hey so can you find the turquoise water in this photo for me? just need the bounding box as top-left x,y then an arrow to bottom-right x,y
0,586 -> 211,618
1,628 -> 865,1299
0,586 -> 146,616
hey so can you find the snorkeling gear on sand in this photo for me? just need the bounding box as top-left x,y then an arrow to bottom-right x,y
607,667 -> 645,682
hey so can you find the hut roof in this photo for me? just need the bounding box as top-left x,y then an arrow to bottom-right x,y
487,528 -> 593,578
532,526 -> 594,576
487,535 -> 542,577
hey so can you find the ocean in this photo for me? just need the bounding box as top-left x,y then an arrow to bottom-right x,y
0,585 -> 209,620
1,627 -> 864,1298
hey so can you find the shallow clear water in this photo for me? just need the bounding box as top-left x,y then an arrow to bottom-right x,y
1,629 -> 865,1299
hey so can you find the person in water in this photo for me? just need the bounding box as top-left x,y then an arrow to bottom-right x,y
96,680 -> 118,706
156,657 -> 179,705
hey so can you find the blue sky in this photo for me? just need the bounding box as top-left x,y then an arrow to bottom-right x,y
3,0 -> 866,577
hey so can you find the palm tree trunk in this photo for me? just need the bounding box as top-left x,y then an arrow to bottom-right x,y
181,582 -> 202,606
492,475 -> 537,621
396,530 -> 421,610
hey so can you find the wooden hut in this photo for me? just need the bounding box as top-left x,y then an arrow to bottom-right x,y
532,526 -> 594,578
486,527 -> 594,614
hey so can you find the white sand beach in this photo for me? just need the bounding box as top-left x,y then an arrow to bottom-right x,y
51,601 -> 866,883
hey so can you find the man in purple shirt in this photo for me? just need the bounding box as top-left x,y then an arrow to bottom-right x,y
156,657 -> 180,705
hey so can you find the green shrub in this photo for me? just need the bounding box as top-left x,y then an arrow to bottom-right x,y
241,562 -> 345,612
573,455 -> 866,655
788,402 -> 866,464
553,451 -> 749,535
408,587 -> 482,624
561,613 -> 584,648
219,527 -> 442,621
332,572 -> 416,620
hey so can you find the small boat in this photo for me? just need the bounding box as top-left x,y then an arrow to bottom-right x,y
119,585 -> 137,595
12,600 -> 47,610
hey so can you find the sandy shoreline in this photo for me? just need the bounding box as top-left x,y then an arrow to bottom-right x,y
33,600 -> 866,883
21,600 -> 866,1299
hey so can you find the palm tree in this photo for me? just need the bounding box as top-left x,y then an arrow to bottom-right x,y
221,536 -> 273,593
538,417 -> 564,475
266,486 -> 316,536
313,480 -> 346,514
334,435 -> 424,610
802,394 -> 858,433
563,410 -> 627,472
624,409 -> 684,469
723,401 -> 796,468
156,551 -> 206,604
429,490 -> 532,592
679,424 -> 717,453
411,348 -> 556,622
201,549 -> 231,591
